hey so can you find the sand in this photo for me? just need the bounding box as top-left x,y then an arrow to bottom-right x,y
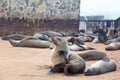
0,38 -> 120,80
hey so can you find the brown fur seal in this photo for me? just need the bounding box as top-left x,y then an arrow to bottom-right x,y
68,44 -> 95,51
84,57 -> 117,75
33,32 -> 52,42
2,34 -> 25,40
78,50 -> 107,61
9,38 -> 51,48
64,53 -> 86,76
92,36 -> 99,43
48,37 -> 69,75
104,37 -> 120,45
78,33 -> 95,42
93,28 -> 108,43
67,37 -> 85,45
40,31 -> 62,37
105,42 -> 120,51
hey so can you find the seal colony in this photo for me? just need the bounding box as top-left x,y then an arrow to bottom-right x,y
3,31 -> 118,76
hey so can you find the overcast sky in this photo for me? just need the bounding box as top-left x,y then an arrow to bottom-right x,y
80,0 -> 120,19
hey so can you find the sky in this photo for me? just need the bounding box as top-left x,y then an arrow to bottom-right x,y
80,0 -> 120,19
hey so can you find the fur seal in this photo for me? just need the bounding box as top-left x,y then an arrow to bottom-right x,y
78,33 -> 95,42
68,44 -> 95,51
40,31 -> 62,37
104,37 -> 120,45
64,53 -> 86,76
84,57 -> 117,75
105,42 -> 120,51
79,29 -> 85,33
107,28 -> 118,39
33,32 -> 52,42
48,37 -> 69,74
78,50 -> 107,61
94,28 -> 108,43
2,34 -> 25,40
92,36 -> 99,43
9,38 -> 51,48
67,37 -> 85,45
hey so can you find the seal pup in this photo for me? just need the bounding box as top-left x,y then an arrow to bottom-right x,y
78,50 -> 107,61
84,57 -> 117,75
64,53 -> 86,76
48,37 -> 69,74
105,42 -> 120,51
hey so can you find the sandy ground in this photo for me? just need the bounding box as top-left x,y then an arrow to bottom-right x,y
0,38 -> 120,80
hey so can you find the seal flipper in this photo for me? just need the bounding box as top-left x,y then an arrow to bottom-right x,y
48,63 -> 65,75
48,66 -> 59,75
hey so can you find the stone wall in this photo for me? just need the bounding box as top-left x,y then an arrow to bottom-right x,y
0,0 -> 80,36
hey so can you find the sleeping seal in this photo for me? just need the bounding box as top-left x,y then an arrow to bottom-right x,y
2,34 -> 25,40
105,42 -> 120,51
67,37 -> 85,45
104,37 -> 120,45
64,53 -> 86,76
40,31 -> 62,37
68,44 -> 95,51
84,57 -> 117,75
33,32 -> 52,42
48,37 -> 69,74
78,50 -> 107,61
9,38 -> 51,48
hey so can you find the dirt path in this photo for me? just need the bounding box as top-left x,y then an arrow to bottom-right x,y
0,39 -> 120,80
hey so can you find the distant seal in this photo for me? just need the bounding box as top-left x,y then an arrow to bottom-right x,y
92,36 -> 99,43
33,32 -> 52,42
48,37 -> 69,74
9,38 -> 51,48
78,50 -> 107,61
104,37 -> 120,45
68,44 -> 95,51
79,29 -> 85,33
105,42 -> 120,51
94,28 -> 108,43
67,37 -> 85,45
107,28 -> 118,39
77,33 -> 95,42
64,31 -> 79,37
64,53 -> 86,76
40,31 -> 62,37
84,57 -> 117,75
2,34 -> 25,40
